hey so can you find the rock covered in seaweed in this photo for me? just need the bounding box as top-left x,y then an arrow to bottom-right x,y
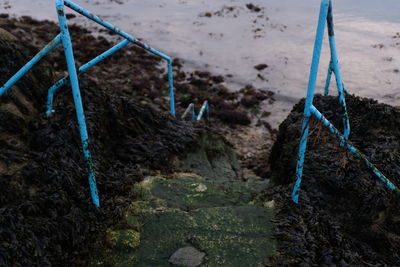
0,28 -> 198,266
265,94 -> 400,266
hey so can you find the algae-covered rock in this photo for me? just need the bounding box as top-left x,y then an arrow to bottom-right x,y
190,206 -> 274,266
92,170 -> 274,266
176,131 -> 241,181
106,229 -> 141,251
0,25 -> 198,266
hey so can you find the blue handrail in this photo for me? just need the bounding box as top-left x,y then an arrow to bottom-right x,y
0,0 -> 210,207
181,101 -> 209,122
292,0 -> 399,203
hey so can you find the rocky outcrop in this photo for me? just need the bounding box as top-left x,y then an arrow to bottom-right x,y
266,94 -> 400,265
0,29 -> 198,266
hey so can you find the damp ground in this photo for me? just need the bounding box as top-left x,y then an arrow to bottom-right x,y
2,0 -> 400,127
90,133 -> 275,266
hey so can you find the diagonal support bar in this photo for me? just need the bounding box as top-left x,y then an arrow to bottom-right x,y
181,101 -> 209,122
324,61 -> 333,96
63,0 -> 176,116
0,34 -> 62,96
310,105 -> 400,193
292,0 -> 329,203
196,100 -> 209,121
57,0 -> 100,206
324,61 -> 347,96
46,39 -> 130,116
326,1 -> 350,139
181,103 -> 196,122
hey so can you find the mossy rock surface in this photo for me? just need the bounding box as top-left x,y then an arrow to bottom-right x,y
91,133 -> 274,266
91,173 -> 274,266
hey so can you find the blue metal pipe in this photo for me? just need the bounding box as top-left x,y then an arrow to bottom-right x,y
310,105 -> 400,194
324,61 -> 333,96
0,34 -> 62,96
167,60 -> 176,116
57,0 -> 100,207
46,39 -> 130,116
64,0 -> 169,60
196,101 -> 209,121
324,61 -> 347,96
327,0 -> 350,139
292,0 -> 329,204
63,0 -> 176,116
181,103 -> 195,122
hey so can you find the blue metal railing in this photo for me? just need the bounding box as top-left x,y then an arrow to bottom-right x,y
292,0 -> 400,203
0,0 -> 209,207
181,101 -> 209,122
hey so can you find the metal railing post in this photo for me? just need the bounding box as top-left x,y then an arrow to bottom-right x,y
56,0 -> 100,207
292,0 -> 398,203
326,0 -> 350,139
292,0 -> 329,203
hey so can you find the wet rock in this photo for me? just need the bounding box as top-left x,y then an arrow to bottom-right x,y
254,64 -> 268,71
199,12 -> 213,18
176,131 -> 241,182
65,13 -> 76,19
241,95 -> 258,107
216,109 -> 251,125
0,28 -> 17,41
169,246 -> 205,267
211,75 -> 224,84
246,3 -> 262,12
92,168 -> 273,265
105,229 -> 141,250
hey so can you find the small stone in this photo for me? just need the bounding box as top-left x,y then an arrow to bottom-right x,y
169,246 -> 205,267
194,183 -> 207,192
0,28 -> 17,41
263,200 -> 275,209
254,64 -> 268,71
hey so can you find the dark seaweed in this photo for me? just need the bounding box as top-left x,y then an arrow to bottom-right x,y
0,25 -> 197,266
266,94 -> 400,266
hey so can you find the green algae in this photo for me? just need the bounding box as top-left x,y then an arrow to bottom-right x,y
90,133 -> 275,266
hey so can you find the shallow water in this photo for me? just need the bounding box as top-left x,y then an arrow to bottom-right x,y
2,0 -> 400,126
